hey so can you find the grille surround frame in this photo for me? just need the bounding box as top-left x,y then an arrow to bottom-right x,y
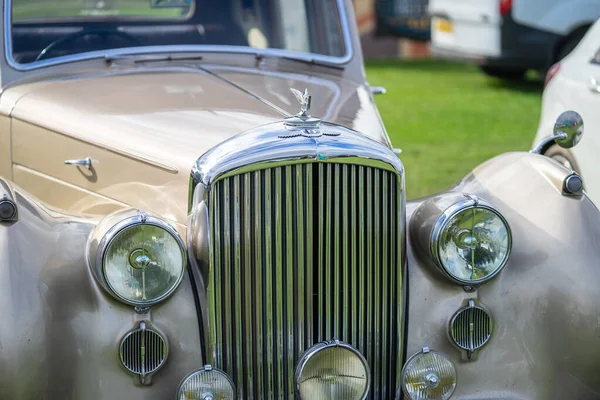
119,321 -> 169,384
189,121 -> 406,399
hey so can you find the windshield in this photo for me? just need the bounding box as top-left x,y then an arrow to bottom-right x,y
9,0 -> 347,65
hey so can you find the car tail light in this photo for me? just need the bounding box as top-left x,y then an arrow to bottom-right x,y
545,62 -> 561,87
500,0 -> 512,16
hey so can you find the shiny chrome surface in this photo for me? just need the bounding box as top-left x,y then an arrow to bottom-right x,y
449,299 -> 492,359
189,121 -> 404,399
291,88 -> 312,118
295,339 -> 371,399
531,110 -> 584,154
89,209 -> 187,307
0,178 -> 17,222
64,157 -> 93,170
3,0 -> 354,72
401,347 -> 457,400
119,321 -> 168,384
208,161 -> 401,398
0,198 -> 17,221
281,88 -> 327,134
176,365 -> 236,399
429,195 -> 512,286
563,172 -> 584,196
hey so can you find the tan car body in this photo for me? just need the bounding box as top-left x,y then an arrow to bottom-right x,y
0,0 -> 599,399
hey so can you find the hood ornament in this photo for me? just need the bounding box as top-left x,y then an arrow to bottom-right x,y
291,88 -> 312,118
281,88 -> 339,138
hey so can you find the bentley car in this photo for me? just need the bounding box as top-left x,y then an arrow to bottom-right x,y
0,0 -> 598,399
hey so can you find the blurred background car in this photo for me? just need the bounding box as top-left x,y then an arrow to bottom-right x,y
428,0 -> 600,80
533,19 -> 600,204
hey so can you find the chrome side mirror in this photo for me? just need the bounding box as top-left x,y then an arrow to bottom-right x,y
531,110 -> 584,154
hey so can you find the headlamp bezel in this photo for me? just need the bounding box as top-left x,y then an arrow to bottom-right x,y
95,211 -> 186,307
430,195 -> 512,285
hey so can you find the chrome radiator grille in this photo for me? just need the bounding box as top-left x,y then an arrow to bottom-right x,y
208,162 -> 403,399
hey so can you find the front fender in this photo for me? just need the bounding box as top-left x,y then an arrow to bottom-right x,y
406,152 -> 600,399
0,180 -> 202,400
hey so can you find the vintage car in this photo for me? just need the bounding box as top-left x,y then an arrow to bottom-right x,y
0,0 -> 597,399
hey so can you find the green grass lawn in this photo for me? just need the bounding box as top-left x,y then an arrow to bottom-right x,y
366,59 -> 543,200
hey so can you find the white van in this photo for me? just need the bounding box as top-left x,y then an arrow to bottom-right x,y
429,0 -> 600,79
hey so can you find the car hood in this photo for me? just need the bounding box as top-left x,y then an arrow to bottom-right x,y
5,65 -> 388,225
6,65 -> 388,177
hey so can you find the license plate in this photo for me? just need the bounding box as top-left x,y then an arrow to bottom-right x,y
435,18 -> 453,33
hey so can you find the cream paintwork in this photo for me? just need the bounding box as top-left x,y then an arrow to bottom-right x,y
0,187 -> 203,400
0,116 -> 10,178
5,65 -> 387,227
407,152 -> 600,399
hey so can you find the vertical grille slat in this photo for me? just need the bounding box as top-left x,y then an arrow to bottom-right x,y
253,171 -> 264,396
284,165 -> 295,396
305,164 -> 314,349
243,173 -> 253,397
264,170 -> 275,397
273,168 -> 284,396
208,162 -> 402,399
232,175 -> 243,397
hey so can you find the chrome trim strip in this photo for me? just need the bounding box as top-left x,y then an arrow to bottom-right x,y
342,164 -> 349,340
382,171 -> 389,398
318,163 -> 325,340
243,172 -> 253,396
366,167 -> 373,370
305,164 -> 314,348
284,165 -> 295,395
273,167 -> 284,395
4,0 -> 354,72
333,163 -> 340,339
252,170 -> 264,395
232,175 -> 243,396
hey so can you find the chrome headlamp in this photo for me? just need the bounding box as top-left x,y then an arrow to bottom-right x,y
430,195 -> 511,285
89,209 -> 186,307
296,340 -> 370,400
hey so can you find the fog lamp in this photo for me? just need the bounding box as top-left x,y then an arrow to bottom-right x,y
296,340 -> 370,400
402,347 -> 457,400
177,365 -> 235,400
431,195 -> 511,285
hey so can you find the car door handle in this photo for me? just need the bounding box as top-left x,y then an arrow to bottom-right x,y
589,77 -> 600,93
64,157 -> 93,170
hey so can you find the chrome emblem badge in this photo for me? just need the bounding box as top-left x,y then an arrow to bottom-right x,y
291,88 -> 312,117
280,88 -> 340,139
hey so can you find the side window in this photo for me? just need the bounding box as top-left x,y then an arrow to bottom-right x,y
592,48 -> 600,65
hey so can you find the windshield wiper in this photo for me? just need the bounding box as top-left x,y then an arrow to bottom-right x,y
105,53 -> 204,65
105,49 -> 343,69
